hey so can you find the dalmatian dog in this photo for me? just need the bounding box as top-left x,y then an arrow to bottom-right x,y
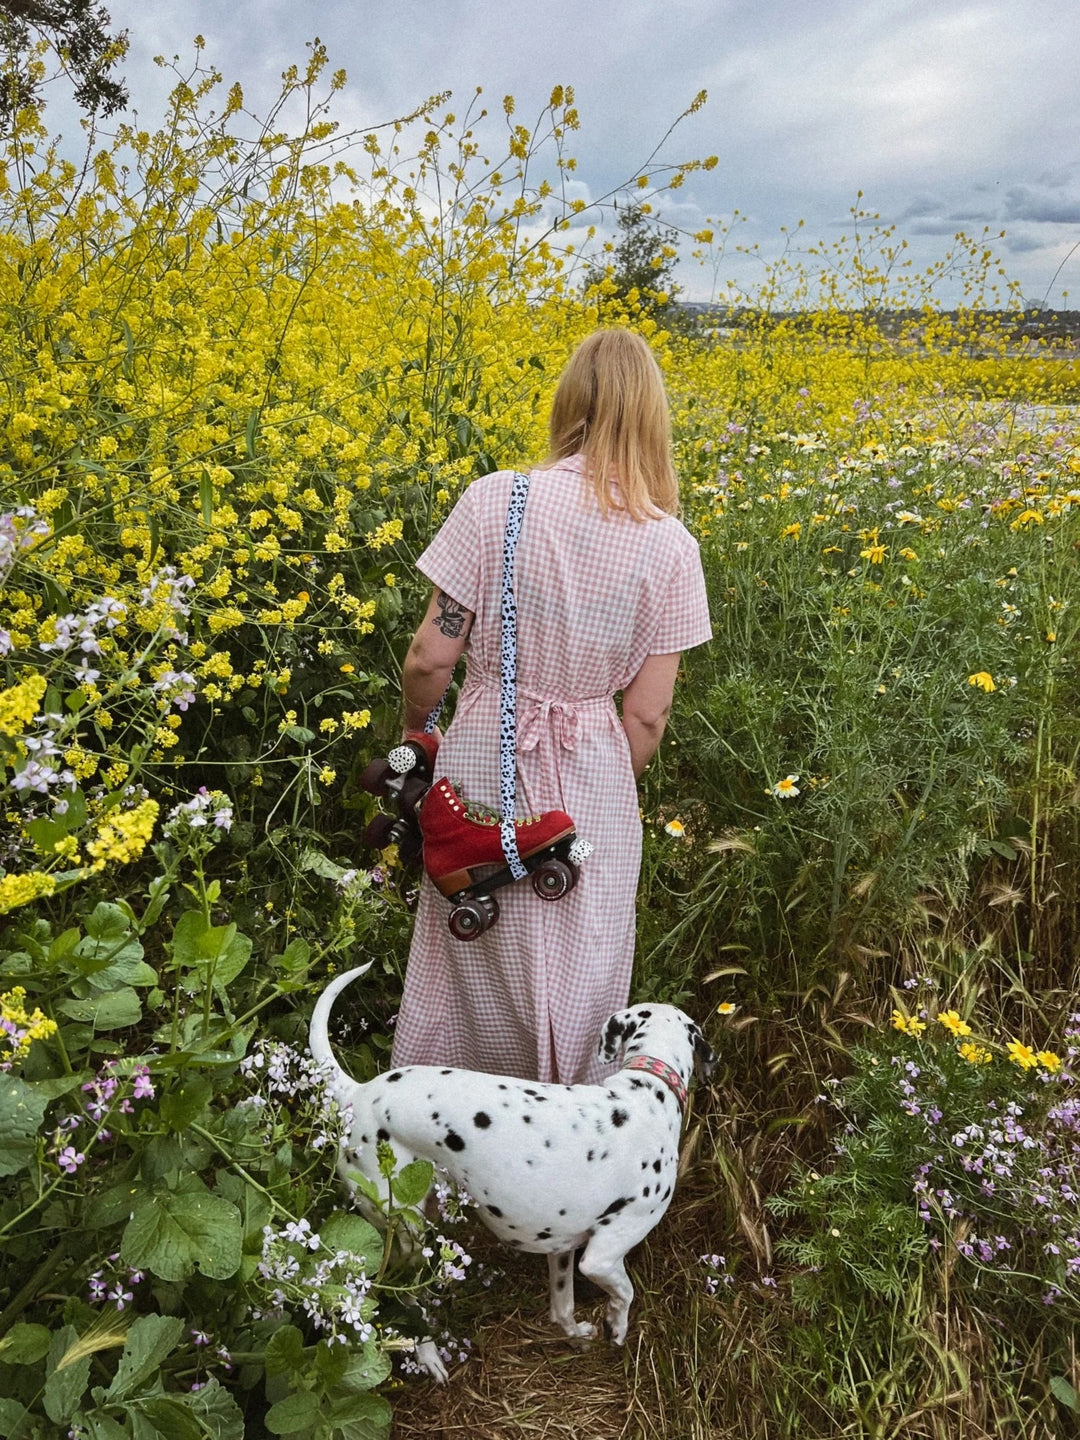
309,963 -> 715,1381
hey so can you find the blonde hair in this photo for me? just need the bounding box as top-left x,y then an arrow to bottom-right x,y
543,329 -> 679,519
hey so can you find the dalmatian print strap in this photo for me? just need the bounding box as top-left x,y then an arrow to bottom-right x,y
499,471 -> 531,879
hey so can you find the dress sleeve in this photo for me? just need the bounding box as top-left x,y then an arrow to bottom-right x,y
648,537 -> 712,654
416,481 -> 483,613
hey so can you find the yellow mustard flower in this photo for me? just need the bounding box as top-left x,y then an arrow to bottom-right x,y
968,672 -> 996,693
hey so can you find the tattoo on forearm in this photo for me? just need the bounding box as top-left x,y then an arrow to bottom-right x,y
433,591 -> 471,639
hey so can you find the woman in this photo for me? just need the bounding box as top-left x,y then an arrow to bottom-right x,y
390,329 -> 711,1085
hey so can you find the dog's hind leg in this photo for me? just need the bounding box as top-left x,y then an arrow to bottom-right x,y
576,1236 -> 635,1345
547,1250 -> 597,1341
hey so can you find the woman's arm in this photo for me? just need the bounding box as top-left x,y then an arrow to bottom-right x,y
401,587 -> 475,731
621,652 -> 682,779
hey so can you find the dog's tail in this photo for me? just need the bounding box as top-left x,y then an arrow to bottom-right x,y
308,962 -> 374,1092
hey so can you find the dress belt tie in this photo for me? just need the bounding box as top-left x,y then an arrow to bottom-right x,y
459,673 -> 613,756
519,698 -> 582,753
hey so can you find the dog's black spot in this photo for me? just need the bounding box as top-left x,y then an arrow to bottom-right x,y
599,1217 -> 611,1226
641,1160 -> 648,1169
509,1239 -> 522,1248
535,1230 -> 551,1241
487,1204 -> 503,1217
557,1277 -> 566,1290
598,1196 -> 632,1218
558,1253 -> 571,1270
431,1112 -> 440,1121
611,1108 -> 629,1128
643,1185 -> 650,1197
587,1149 -> 595,1162
376,1127 -> 389,1141
522,1115 -> 532,1124
654,1088 -> 666,1103
440,1069 -> 452,1075
629,1077 -> 644,1090
637,1008 -> 652,1019
544,1139 -> 552,1148
498,1083 -> 508,1090
386,1071 -> 403,1082
473,1111 -> 491,1128
360,1135 -> 368,1145
524,1088 -> 538,1096
601,1151 -> 609,1160
653,1159 -> 662,1172
662,1186 -> 672,1200
558,1209 -> 567,1218
445,1130 -> 466,1152
526,1158 -> 535,1166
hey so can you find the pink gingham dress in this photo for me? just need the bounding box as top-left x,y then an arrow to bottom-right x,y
391,455 -> 712,1084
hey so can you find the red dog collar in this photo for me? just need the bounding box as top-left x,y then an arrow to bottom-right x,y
624,1054 -> 688,1111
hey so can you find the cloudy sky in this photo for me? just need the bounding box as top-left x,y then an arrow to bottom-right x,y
85,0 -> 1080,306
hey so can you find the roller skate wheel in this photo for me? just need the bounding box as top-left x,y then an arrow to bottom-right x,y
567,838 -> 593,866
360,757 -> 394,795
388,744 -> 418,775
448,894 -> 498,942
532,857 -> 573,900
362,812 -> 396,849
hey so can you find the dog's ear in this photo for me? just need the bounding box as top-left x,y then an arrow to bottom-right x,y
688,1022 -> 716,1079
598,1012 -> 638,1062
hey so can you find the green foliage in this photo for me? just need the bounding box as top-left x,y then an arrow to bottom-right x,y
583,200 -> 681,315
0,0 -> 128,129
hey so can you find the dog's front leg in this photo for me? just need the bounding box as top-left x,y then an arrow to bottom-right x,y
547,1250 -> 597,1341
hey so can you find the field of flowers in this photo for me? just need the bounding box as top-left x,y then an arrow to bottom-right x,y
2,43 -> 1079,1440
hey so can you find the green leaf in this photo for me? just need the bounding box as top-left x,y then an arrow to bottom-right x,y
1051,1375 -> 1079,1410
0,1321 -> 52,1364
390,1159 -> 435,1209
44,1326 -> 91,1425
159,1075 -> 212,1132
264,1324 -> 306,1381
0,1074 -> 49,1177
85,1415 -> 129,1440
121,1190 -> 242,1281
105,1314 -> 185,1401
338,1341 -> 391,1394
128,1396 -> 201,1439
0,1399 -> 29,1438
328,1392 -> 392,1439
26,816 -> 68,853
245,409 -> 259,460
265,1391 -> 321,1435
169,912 -> 252,989
319,1212 -> 384,1271
57,987 -> 143,1029
299,848 -> 348,881
200,470 -> 214,526
274,938 -> 311,973
86,902 -> 132,943
183,1378 -> 245,1439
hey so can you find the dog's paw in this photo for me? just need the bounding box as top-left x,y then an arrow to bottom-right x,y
602,1311 -> 628,1346
413,1339 -> 449,1384
556,1318 -> 597,1342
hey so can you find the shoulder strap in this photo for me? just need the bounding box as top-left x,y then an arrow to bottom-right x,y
497,471 -> 531,878
420,471 -> 532,881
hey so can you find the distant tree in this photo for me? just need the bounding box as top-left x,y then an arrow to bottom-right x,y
0,0 -> 127,130
584,201 -> 681,315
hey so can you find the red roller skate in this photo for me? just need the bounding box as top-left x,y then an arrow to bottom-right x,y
358,730 -> 440,867
419,777 -> 593,941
